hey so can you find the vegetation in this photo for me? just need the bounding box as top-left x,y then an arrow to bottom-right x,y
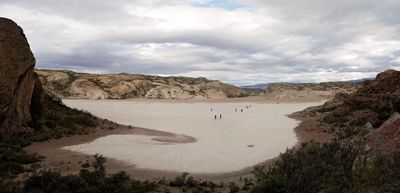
0,95 -> 245,193
252,140 -> 400,193
23,154 -> 156,193
31,95 -> 99,140
0,94 -> 105,192
3,94 -> 400,193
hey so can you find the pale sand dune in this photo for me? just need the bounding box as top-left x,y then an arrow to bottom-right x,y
62,100 -> 323,173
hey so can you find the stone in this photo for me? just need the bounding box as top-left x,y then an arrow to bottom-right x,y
0,17 -> 43,134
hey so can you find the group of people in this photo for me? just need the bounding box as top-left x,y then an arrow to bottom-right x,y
211,104 -> 253,120
214,114 -> 222,120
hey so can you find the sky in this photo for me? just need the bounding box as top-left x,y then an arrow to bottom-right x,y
1,0 -> 400,85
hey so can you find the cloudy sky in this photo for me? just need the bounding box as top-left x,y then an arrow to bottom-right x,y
2,0 -> 400,85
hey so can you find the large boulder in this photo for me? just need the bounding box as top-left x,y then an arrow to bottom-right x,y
375,69 -> 397,82
0,18 -> 43,134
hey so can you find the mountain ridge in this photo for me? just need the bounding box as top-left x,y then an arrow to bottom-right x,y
36,69 -> 247,100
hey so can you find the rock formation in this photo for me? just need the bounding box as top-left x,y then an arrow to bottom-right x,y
0,18 -> 128,137
36,69 -> 246,100
295,69 -> 400,152
264,81 -> 364,99
0,18 -> 44,134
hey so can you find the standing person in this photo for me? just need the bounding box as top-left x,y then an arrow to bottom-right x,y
211,108 -> 213,112
235,108 -> 237,112
241,109 -> 243,112
220,114 -> 222,119
214,115 -> 217,120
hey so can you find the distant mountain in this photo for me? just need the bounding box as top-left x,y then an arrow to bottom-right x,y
240,83 -> 269,90
347,77 -> 375,83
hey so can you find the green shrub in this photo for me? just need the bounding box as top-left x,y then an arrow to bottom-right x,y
252,141 -> 400,193
24,155 -> 157,193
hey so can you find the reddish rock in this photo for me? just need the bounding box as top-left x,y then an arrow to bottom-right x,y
375,69 -> 398,82
379,118 -> 400,151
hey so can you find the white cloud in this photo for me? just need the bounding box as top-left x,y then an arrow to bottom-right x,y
1,0 -> 400,85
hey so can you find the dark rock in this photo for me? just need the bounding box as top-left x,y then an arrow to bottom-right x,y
0,17 -> 43,134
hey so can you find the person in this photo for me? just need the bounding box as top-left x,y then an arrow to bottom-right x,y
211,108 -> 213,112
220,114 -> 222,119
241,109 -> 243,112
214,115 -> 217,120
235,108 -> 237,112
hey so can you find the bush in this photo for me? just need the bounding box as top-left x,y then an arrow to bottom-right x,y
24,155 -> 157,193
252,141 -> 400,193
252,141 -> 360,193
81,162 -> 90,168
228,182 -> 240,193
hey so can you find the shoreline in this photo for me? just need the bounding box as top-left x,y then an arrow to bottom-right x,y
24,97 -> 329,182
62,96 -> 329,104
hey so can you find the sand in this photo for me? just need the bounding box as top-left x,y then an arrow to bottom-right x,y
61,99 -> 323,174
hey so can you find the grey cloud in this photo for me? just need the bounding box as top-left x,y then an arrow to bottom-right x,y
1,0 -> 400,85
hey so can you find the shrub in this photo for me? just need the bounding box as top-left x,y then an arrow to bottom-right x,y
24,155 -> 157,193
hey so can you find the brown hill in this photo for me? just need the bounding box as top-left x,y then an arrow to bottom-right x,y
264,81 -> 363,99
36,69 -> 246,100
295,70 -> 400,152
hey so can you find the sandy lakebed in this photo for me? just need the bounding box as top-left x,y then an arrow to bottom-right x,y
25,97 -> 325,181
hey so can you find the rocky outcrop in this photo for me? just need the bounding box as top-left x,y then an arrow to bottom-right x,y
295,69 -> 400,152
36,69 -> 246,100
264,82 -> 363,99
0,18 -> 44,134
320,70 -> 400,129
0,18 -> 130,137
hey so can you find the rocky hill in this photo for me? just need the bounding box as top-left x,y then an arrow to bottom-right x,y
252,71 -> 400,193
36,69 -> 246,100
294,69 -> 400,152
264,81 -> 364,99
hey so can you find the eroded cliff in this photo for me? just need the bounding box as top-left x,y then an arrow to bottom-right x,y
36,69 -> 246,100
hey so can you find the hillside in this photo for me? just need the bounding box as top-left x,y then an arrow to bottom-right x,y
264,81 -> 364,99
253,70 -> 400,193
295,70 -> 400,151
36,69 -> 246,100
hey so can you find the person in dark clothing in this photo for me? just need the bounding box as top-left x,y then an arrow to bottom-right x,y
214,115 -> 217,120
220,114 -> 222,119
241,109 -> 243,112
